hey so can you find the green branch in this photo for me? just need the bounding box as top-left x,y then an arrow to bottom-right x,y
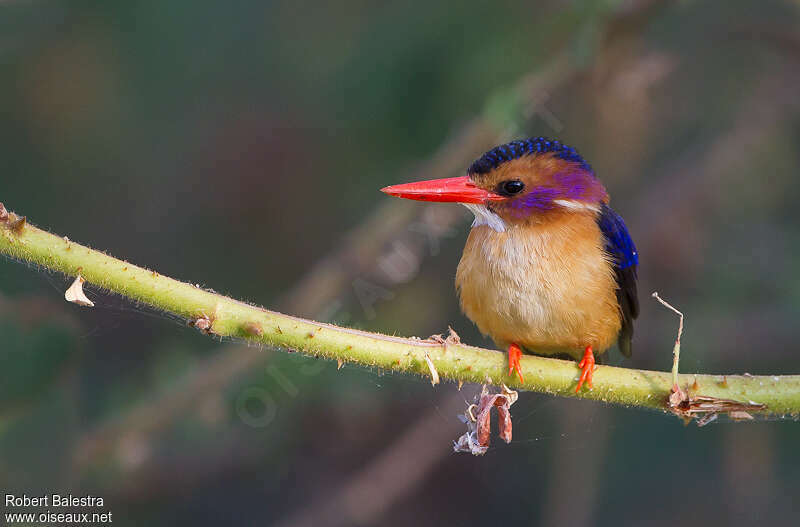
2,203 -> 800,420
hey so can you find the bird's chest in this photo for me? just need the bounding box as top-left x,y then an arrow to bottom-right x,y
455,216 -> 620,355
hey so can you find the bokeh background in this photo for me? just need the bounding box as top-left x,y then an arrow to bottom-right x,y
2,0 -> 800,525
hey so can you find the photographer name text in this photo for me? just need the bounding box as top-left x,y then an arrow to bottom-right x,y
5,494 -> 104,508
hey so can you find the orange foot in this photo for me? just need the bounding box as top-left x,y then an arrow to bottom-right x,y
575,346 -> 596,393
508,343 -> 524,383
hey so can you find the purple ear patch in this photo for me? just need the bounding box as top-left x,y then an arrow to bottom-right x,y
554,170 -> 608,202
514,187 -> 560,212
554,171 -> 587,199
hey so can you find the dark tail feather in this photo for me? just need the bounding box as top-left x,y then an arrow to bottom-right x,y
618,325 -> 633,358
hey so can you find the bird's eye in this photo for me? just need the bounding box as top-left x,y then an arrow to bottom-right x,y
500,180 -> 525,196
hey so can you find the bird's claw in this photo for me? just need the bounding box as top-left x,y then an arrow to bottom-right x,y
508,343 -> 524,383
575,346 -> 596,392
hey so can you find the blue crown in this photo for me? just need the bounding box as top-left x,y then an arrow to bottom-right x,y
467,137 -> 592,175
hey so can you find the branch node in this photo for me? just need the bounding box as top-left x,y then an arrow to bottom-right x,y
8,214 -> 27,234
667,387 -> 766,426
243,322 -> 263,337
427,326 -> 461,350
190,314 -> 213,333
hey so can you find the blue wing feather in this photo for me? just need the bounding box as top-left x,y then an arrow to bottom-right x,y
597,204 -> 638,270
597,204 -> 639,357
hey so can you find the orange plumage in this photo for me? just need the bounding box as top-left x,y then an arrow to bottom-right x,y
456,208 -> 621,360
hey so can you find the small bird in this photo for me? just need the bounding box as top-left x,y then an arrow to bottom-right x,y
381,137 -> 638,392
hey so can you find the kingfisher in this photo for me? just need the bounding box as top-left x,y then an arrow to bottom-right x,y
381,137 -> 639,392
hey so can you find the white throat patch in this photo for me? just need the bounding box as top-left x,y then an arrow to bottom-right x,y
462,204 -> 507,232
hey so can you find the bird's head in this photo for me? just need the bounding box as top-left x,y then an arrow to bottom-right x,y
381,138 -> 608,231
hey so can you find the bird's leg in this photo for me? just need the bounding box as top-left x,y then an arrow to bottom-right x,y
508,343 -> 524,383
575,345 -> 597,392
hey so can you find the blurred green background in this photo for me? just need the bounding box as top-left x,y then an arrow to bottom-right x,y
2,0 -> 800,525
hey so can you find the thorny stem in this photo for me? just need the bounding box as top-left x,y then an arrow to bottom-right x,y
2,205 -> 800,418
